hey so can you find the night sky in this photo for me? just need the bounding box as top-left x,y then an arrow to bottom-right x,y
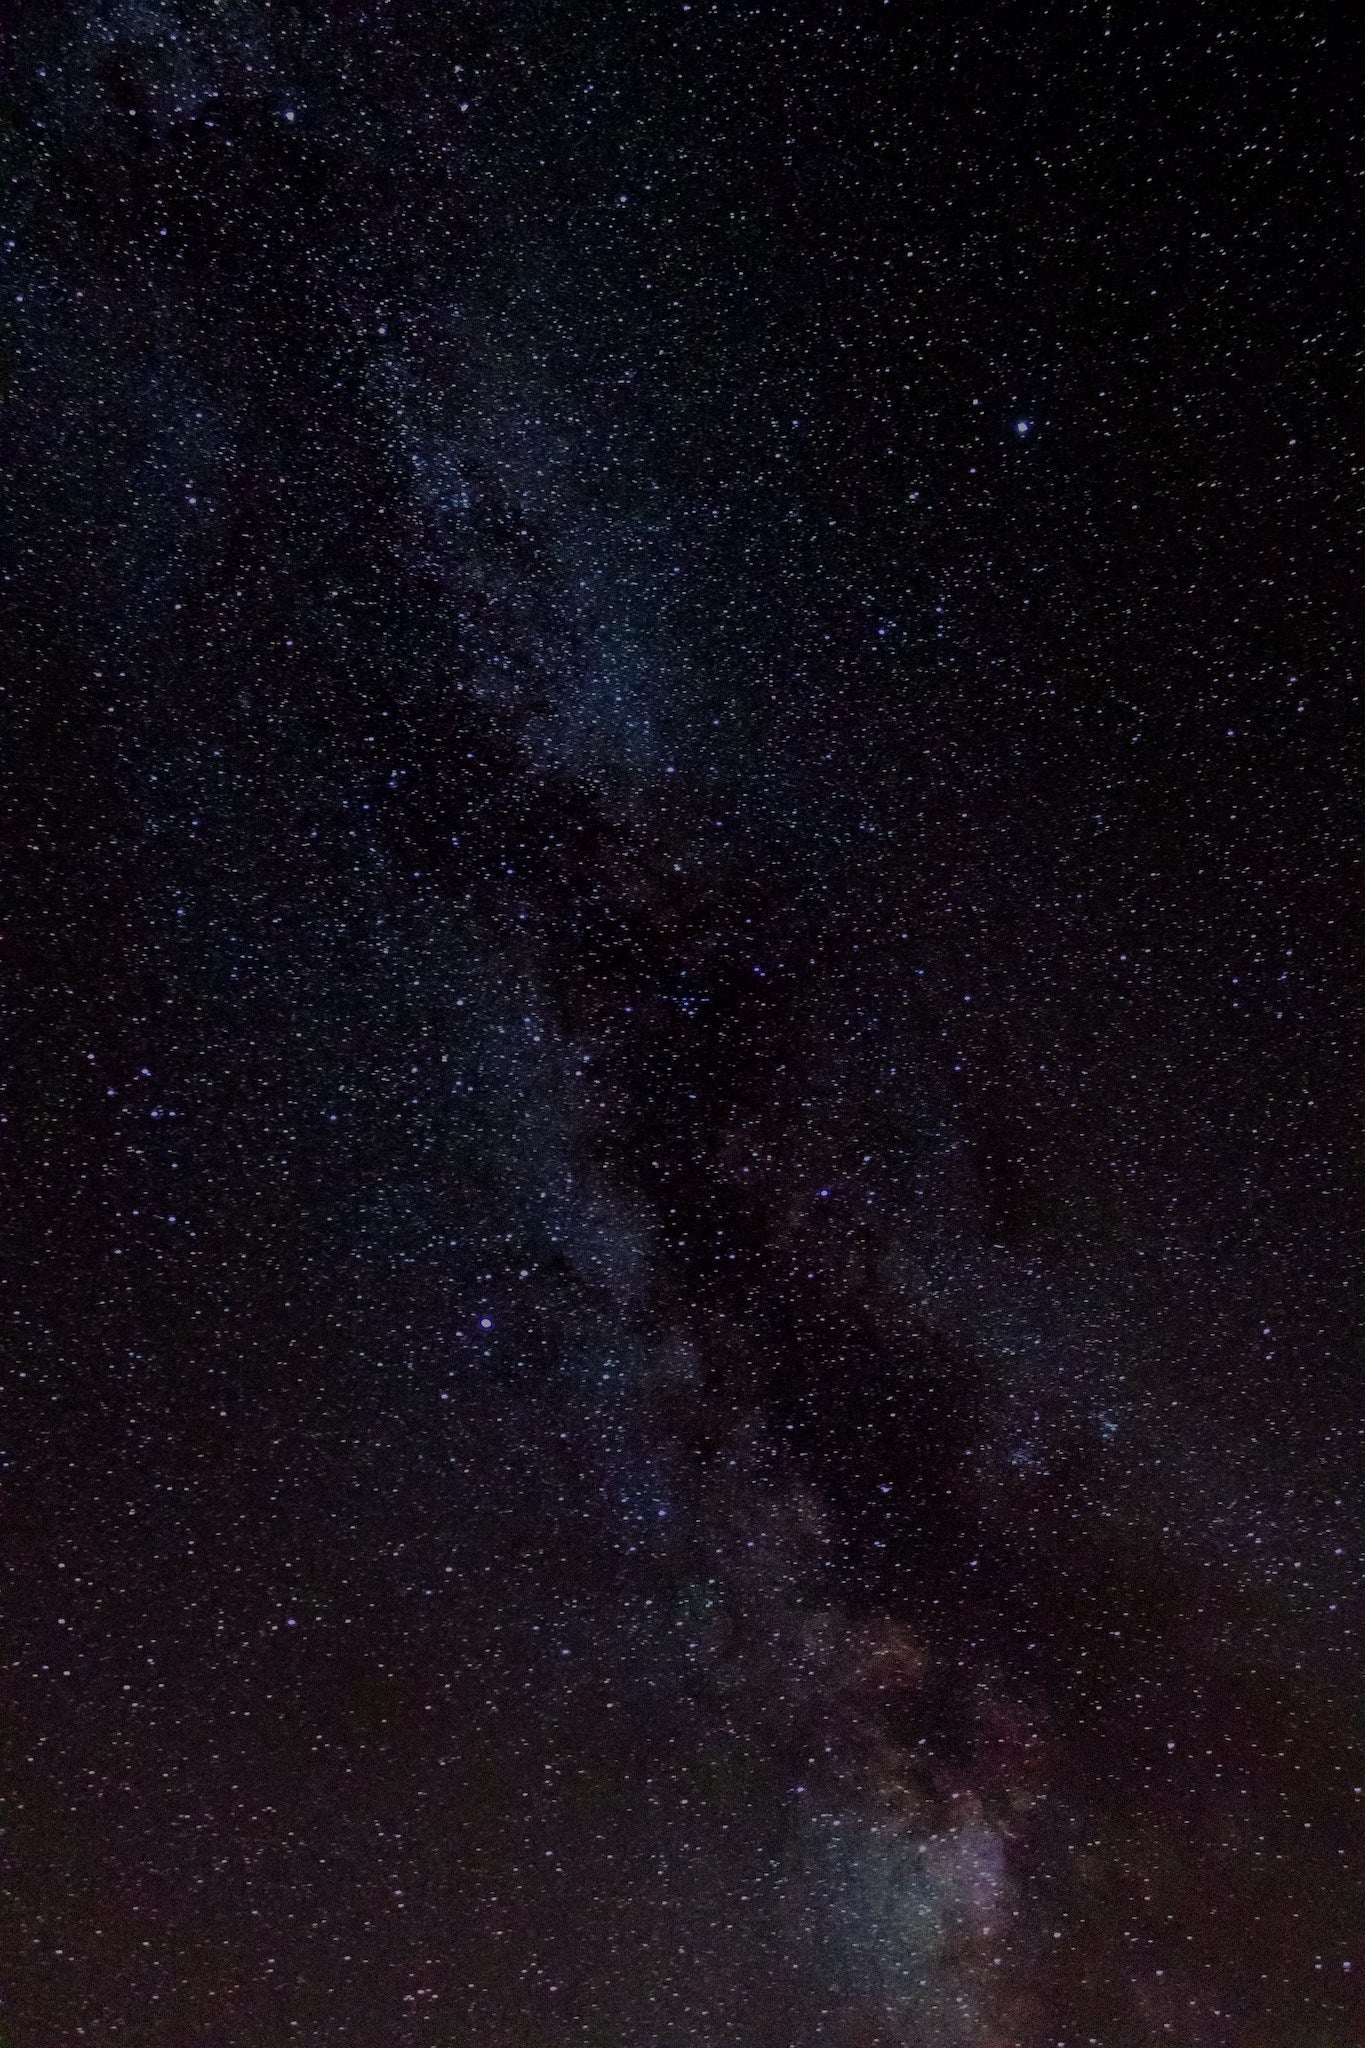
4,4 -> 1362,2043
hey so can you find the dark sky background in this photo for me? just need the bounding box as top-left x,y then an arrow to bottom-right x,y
3,3 -> 1361,2044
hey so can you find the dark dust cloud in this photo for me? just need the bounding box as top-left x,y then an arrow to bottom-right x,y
3,4 -> 1361,2044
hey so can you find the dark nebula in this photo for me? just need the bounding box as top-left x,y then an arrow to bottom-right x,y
3,4 -> 1360,2044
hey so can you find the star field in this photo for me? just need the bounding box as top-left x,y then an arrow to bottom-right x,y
3,4 -> 1361,2044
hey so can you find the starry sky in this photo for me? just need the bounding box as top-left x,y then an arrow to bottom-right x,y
3,3 -> 1361,2044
